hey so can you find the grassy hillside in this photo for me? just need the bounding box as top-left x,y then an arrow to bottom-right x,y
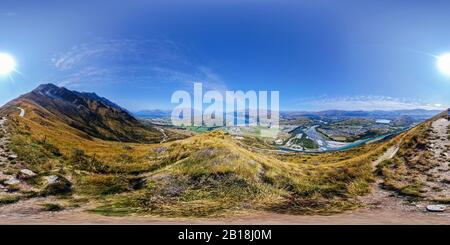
377,111 -> 450,203
1,105 -> 401,217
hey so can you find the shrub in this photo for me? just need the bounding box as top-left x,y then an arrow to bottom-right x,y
0,195 -> 20,205
41,203 -> 64,211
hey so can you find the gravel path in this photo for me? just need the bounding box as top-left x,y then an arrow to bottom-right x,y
423,118 -> 450,200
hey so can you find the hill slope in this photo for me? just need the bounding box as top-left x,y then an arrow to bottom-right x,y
377,110 -> 450,203
0,84 -> 163,143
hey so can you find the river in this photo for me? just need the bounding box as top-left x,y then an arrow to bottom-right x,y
279,126 -> 410,153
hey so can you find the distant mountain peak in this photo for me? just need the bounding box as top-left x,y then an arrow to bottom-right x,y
2,83 -> 164,143
30,83 -> 76,101
34,83 -> 60,91
32,83 -> 64,96
27,83 -> 125,112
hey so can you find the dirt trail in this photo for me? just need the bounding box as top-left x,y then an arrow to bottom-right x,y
157,127 -> 168,143
0,117 -> 10,167
0,200 -> 449,224
423,118 -> 450,199
355,145 -> 428,220
0,117 -> 14,169
18,107 -> 25,117
0,117 -> 17,193
372,146 -> 399,170
0,117 -> 36,197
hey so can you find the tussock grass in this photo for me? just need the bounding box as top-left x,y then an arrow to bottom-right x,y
41,203 -> 64,212
0,195 -> 20,205
377,119 -> 436,200
90,130 -> 395,217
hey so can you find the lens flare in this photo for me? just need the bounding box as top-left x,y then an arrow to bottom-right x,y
437,53 -> 450,76
0,52 -> 16,76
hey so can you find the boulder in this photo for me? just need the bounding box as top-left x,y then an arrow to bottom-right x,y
4,177 -> 20,186
7,154 -> 18,161
41,175 -> 72,195
19,169 -> 37,179
426,204 -> 446,212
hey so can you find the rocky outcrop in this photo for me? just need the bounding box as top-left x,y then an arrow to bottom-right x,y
41,175 -> 72,196
0,117 -> 34,194
1,117 -> 72,199
0,117 -> 12,166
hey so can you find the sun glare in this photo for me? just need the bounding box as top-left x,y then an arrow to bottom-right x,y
0,52 -> 16,76
437,53 -> 450,76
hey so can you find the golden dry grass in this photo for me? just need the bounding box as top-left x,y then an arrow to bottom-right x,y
2,101 -> 409,217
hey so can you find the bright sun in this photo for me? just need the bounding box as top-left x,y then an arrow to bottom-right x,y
437,53 -> 450,76
0,52 -> 16,76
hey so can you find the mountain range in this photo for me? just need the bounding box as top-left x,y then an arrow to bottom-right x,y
133,109 -> 441,120
0,83 -> 163,143
281,109 -> 441,119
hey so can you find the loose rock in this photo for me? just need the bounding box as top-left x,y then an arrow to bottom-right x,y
4,177 -> 20,186
426,204 -> 446,212
7,155 -> 18,161
41,175 -> 72,195
19,169 -> 37,179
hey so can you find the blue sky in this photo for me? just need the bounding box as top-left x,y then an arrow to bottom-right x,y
1,0 -> 450,111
